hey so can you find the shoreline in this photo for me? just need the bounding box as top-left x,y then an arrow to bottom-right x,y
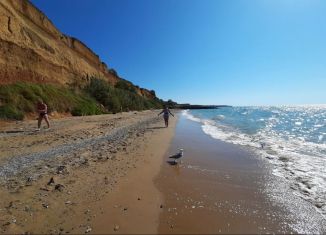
156,114 -> 326,234
0,111 -> 177,234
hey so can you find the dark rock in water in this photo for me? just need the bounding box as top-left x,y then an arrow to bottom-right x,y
54,184 -> 64,192
47,177 -> 55,185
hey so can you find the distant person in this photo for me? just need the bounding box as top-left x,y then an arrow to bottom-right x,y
158,106 -> 174,127
36,100 -> 50,130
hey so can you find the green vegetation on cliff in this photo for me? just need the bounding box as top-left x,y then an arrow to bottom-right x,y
0,78 -> 162,120
0,82 -> 101,120
86,78 -> 162,113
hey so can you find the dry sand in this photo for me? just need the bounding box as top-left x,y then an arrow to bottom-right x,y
0,110 -> 177,234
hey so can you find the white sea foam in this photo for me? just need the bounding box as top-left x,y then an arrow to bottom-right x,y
182,108 -> 326,218
182,110 -> 201,123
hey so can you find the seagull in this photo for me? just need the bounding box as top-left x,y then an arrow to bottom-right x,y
169,149 -> 184,163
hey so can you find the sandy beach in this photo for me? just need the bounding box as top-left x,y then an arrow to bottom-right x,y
1,111 -> 325,234
0,110 -> 177,234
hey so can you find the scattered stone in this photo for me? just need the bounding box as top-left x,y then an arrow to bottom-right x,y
54,184 -> 65,192
113,225 -> 120,231
137,197 -> 141,201
80,158 -> 89,165
84,209 -> 91,214
85,226 -> 92,233
40,187 -> 50,191
123,207 -> 128,211
104,176 -> 109,185
26,176 -> 33,182
24,205 -> 31,212
3,222 -> 10,226
47,177 -> 55,185
160,204 -> 163,208
315,202 -> 324,208
42,203 -> 49,208
56,165 -> 66,174
65,201 -> 72,205
6,201 -> 14,209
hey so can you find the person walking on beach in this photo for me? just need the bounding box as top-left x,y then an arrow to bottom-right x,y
158,106 -> 174,127
36,100 -> 50,130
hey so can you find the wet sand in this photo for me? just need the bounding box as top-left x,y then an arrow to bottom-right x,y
0,111 -> 177,234
156,115 -> 326,234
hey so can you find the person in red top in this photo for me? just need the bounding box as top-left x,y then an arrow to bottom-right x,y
36,100 -> 50,130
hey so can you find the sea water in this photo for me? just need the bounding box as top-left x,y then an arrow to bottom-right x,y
183,105 -> 326,217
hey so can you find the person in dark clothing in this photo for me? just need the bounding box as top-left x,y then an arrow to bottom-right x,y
158,106 -> 174,127
36,100 -> 50,130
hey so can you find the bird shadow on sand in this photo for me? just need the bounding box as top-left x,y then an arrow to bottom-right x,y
166,160 -> 178,165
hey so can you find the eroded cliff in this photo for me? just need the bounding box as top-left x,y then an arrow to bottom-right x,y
0,0 -> 154,99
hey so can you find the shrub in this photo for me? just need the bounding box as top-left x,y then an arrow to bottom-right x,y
86,77 -> 163,112
0,105 -> 24,120
114,80 -> 136,93
0,82 -> 103,119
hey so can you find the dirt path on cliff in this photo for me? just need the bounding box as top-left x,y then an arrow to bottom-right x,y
0,110 -> 177,234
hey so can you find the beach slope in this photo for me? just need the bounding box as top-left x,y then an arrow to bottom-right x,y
0,110 -> 176,234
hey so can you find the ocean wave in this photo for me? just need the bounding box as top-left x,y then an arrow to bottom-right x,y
182,108 -> 326,217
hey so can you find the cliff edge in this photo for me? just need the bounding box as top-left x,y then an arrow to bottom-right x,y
0,0 -> 155,99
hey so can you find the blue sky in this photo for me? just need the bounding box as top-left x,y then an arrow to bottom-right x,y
31,0 -> 326,105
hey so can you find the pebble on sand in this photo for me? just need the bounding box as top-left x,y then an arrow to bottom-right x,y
113,224 -> 120,231
85,226 -> 92,233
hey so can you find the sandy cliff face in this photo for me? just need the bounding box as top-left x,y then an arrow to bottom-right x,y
0,0 -> 154,98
